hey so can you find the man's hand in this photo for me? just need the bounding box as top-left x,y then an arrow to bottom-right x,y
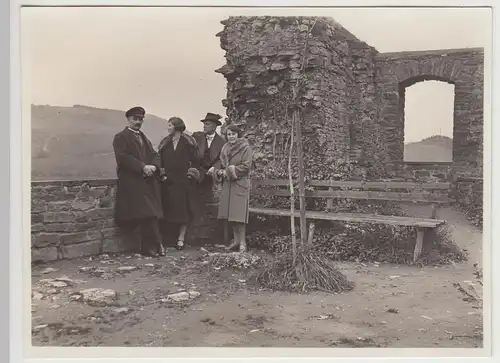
207,166 -> 215,176
143,165 -> 156,177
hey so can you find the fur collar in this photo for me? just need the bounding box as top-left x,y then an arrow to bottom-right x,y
158,132 -> 198,152
220,138 -> 250,167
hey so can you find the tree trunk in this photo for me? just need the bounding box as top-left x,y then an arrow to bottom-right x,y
293,106 -> 307,247
287,108 -> 297,261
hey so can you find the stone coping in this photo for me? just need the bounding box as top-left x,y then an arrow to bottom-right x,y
31,178 -> 117,187
376,47 -> 484,60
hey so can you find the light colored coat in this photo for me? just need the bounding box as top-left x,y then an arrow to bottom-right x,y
215,138 -> 253,223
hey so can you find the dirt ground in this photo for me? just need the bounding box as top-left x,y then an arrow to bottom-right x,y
31,207 -> 483,348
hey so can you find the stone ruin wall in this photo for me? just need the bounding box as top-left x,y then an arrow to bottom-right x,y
217,16 -> 484,226
216,16 -> 386,180
216,16 -> 484,183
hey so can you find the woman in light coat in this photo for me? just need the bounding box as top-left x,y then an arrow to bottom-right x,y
215,124 -> 253,252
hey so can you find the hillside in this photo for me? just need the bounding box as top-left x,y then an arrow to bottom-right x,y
31,105 -> 171,180
404,135 -> 453,162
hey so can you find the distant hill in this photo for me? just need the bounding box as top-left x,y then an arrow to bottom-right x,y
404,135 -> 453,162
31,105 -> 172,181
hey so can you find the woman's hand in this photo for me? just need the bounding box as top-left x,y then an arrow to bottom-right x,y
216,169 -> 226,179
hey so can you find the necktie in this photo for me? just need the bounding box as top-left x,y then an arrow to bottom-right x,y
135,133 -> 143,147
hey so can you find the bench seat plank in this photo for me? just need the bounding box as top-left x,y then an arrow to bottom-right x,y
249,207 -> 445,228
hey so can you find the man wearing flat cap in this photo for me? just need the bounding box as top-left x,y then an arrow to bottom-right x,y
192,112 -> 226,186
112,106 -> 165,257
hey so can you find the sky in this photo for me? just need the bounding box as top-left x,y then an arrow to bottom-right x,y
22,6 -> 491,143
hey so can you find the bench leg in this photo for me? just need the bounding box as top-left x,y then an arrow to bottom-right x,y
307,222 -> 316,246
413,228 -> 425,262
430,203 -> 438,219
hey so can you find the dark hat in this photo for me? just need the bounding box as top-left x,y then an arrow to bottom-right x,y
125,106 -> 146,118
200,112 -> 222,126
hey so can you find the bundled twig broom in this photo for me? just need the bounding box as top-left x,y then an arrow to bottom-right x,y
253,247 -> 354,294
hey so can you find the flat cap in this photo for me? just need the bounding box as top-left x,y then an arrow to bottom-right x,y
125,106 -> 146,118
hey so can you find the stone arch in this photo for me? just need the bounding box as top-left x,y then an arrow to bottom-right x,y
375,48 -> 484,178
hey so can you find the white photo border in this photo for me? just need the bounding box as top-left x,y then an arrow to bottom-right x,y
6,0 -> 498,362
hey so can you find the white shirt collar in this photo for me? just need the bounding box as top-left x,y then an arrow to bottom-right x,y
127,127 -> 141,134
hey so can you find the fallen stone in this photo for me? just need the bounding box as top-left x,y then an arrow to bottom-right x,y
200,247 -> 209,253
164,292 -> 190,302
421,315 -> 434,320
78,266 -> 94,273
32,291 -> 43,300
164,290 -> 201,303
100,260 -> 119,265
311,314 -> 335,320
188,290 -> 201,298
33,324 -> 48,331
69,294 -> 82,301
113,307 -> 129,314
117,266 -> 138,272
144,263 -> 155,267
73,288 -> 117,307
53,276 -> 83,285
38,279 -> 68,288
41,267 -> 59,274
386,308 -> 399,314
389,275 -> 400,280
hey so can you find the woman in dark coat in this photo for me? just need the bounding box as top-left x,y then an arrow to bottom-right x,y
158,117 -> 201,250
214,124 -> 253,253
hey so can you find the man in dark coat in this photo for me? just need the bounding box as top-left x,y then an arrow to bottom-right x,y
192,113 -> 226,186
112,106 -> 165,257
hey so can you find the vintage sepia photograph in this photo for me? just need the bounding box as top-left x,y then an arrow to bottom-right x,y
23,4 -> 490,353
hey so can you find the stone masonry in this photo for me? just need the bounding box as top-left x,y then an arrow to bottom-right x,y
215,16 -> 483,181
31,180 -> 219,263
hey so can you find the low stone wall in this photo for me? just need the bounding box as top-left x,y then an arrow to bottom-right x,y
31,179 -> 220,263
454,176 -> 483,228
394,162 -> 453,181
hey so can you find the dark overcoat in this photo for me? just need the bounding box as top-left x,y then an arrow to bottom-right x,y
113,127 -> 163,223
192,131 -> 226,183
158,134 -> 201,224
215,138 -> 253,224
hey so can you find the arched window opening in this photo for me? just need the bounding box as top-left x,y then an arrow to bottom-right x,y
402,80 -> 455,162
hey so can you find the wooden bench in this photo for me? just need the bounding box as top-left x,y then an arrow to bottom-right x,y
249,179 -> 453,262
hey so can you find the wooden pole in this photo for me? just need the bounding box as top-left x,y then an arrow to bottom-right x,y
292,17 -> 318,247
293,106 -> 307,247
287,108 -> 297,261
